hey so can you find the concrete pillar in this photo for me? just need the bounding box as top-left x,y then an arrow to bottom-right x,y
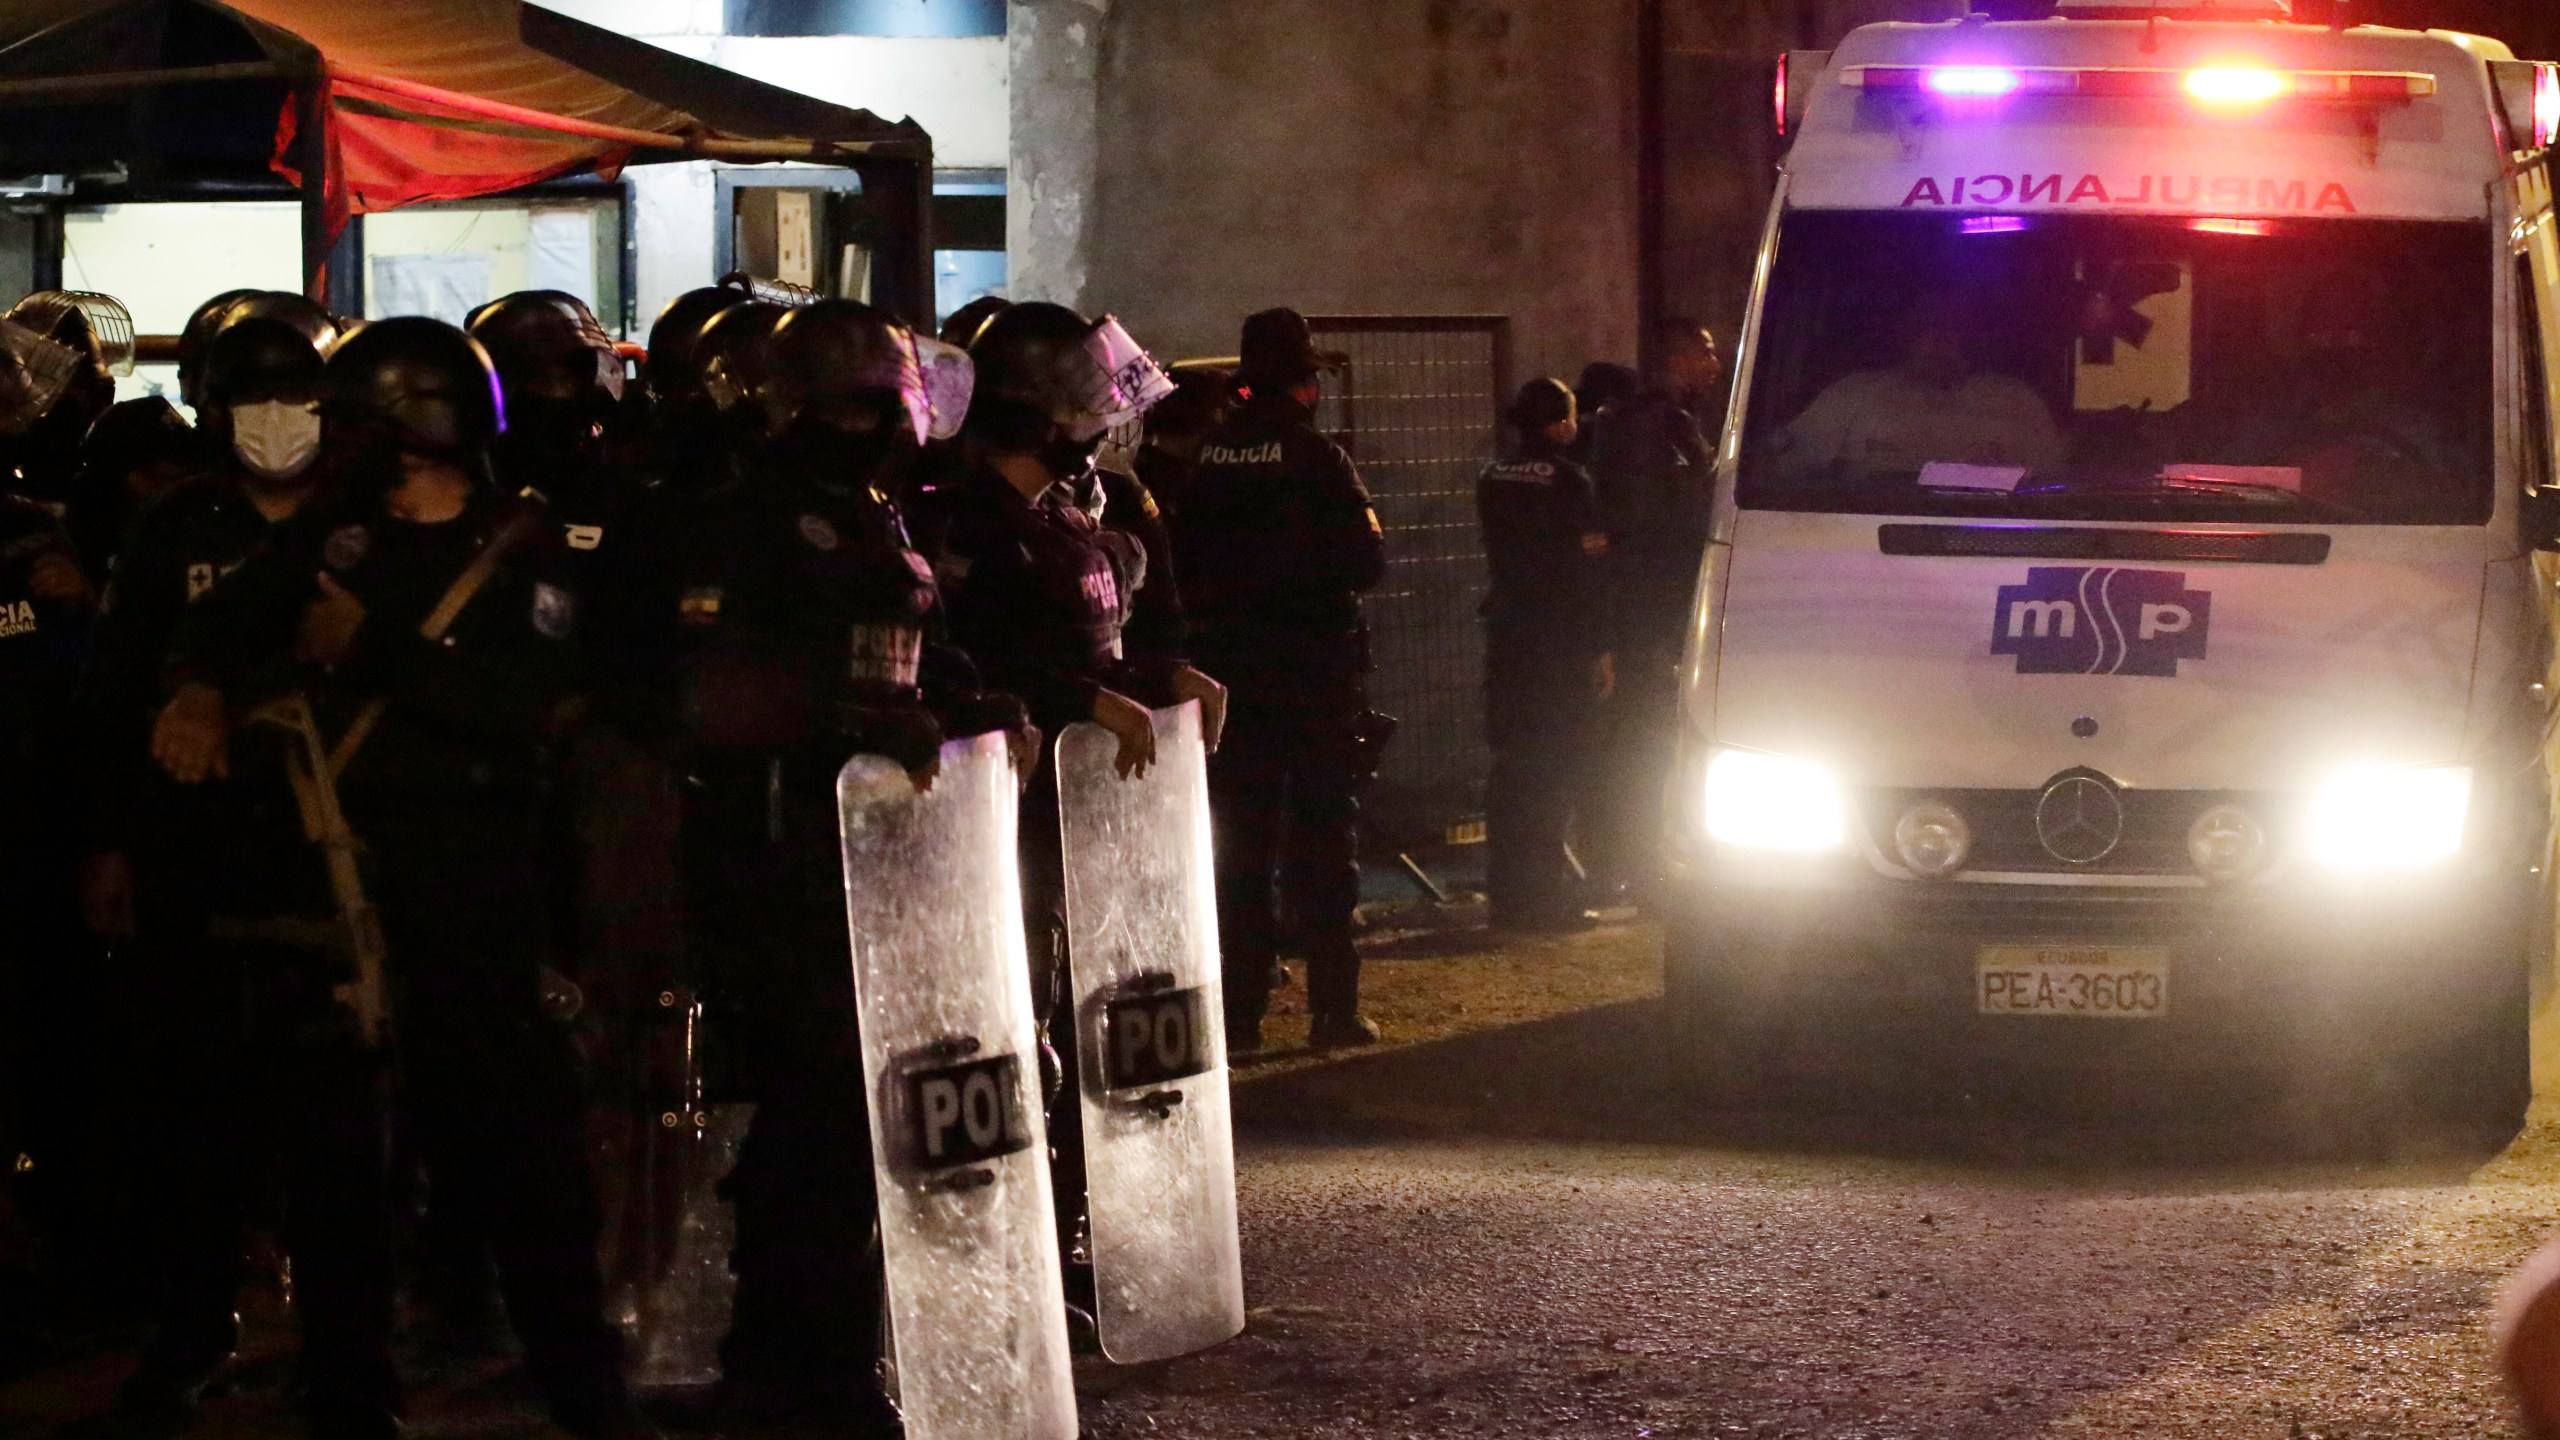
1008,0 -> 1107,310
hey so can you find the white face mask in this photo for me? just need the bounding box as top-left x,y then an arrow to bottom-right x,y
231,400 -> 322,480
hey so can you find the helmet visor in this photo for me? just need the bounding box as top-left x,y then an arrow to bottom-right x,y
914,335 -> 974,443
1082,316 -> 1175,432
0,320 -> 83,435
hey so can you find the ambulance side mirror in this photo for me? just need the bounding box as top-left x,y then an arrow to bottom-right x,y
2526,487 -> 2560,553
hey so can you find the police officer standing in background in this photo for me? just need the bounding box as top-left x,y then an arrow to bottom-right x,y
1176,308 -> 1385,1052
1582,319 -> 1721,900
154,318 -> 648,1440
1477,378 -> 1613,934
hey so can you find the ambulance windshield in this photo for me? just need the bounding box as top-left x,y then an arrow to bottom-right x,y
1738,213 -> 2492,525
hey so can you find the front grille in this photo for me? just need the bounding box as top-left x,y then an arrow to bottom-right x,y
1861,787 -> 2273,876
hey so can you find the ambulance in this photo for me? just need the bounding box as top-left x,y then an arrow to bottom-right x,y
1666,0 -> 2560,1136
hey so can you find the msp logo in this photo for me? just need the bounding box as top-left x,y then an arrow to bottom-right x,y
1991,567 -> 2210,678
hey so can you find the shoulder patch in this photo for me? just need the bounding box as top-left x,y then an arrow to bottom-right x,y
564,523 -> 604,552
323,524 -> 370,572
797,514 -> 840,552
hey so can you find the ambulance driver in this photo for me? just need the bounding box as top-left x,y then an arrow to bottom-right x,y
1769,294 -> 2064,485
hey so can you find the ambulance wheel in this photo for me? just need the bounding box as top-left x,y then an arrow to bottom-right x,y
2417,946 -> 2533,1149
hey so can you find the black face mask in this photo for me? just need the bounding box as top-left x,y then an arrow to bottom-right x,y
774,418 -> 907,494
1039,428 -> 1105,483
500,392 -> 608,461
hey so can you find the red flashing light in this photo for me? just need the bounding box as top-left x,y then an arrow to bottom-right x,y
1842,64 -> 2436,105
2537,63 -> 2560,150
2189,218 -> 2276,236
2184,67 -> 2285,105
1775,53 -> 1790,137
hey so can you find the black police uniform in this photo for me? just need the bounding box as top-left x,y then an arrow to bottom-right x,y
1476,435 -> 1612,928
1175,388 -> 1385,1035
660,447 -> 965,1417
1095,466 -> 1188,670
171,477 -> 631,1436
927,458 -> 1160,1288
82,468 -> 329,1395
0,495 -> 99,1304
1583,386 -> 1715,886
650,299 -> 1027,1420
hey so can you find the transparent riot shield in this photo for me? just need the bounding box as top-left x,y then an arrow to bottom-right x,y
1056,701 -> 1246,1364
839,734 -> 1076,1440
608,1086 -> 751,1387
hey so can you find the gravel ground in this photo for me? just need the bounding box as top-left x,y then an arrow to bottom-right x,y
14,916 -> 2560,1438
1082,920 -> 2560,1439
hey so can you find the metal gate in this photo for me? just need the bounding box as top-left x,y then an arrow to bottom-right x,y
1305,314 -> 1512,850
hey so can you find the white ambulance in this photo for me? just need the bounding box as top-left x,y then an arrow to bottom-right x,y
1667,0 -> 2560,1136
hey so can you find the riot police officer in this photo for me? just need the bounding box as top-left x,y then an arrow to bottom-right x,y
72,312 -> 336,1434
654,298 -> 1022,1429
1478,378 -> 1614,933
932,301 -> 1210,1322
1175,307 -> 1385,1051
155,318 -> 648,1440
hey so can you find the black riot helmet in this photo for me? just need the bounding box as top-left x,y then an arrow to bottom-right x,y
220,291 -> 339,353
966,302 -> 1172,464
177,290 -> 336,411
177,288 -> 261,408
199,317 -> 326,423
468,290 -> 613,406
321,316 -> 505,457
646,284 -> 746,405
691,300 -> 787,424
762,299 -> 916,441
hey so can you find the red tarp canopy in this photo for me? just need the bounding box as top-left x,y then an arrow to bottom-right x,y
0,0 -> 935,311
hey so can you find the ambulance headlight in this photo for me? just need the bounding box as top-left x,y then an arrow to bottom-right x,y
2303,766 -> 2471,872
1703,748 -> 1848,852
2185,804 -> 2267,884
1892,801 -> 1971,877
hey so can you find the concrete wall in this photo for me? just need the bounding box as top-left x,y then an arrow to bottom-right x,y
1015,0 -> 1644,386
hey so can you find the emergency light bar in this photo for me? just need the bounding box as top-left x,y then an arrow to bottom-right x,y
2489,60 -> 2560,152
1841,65 -> 2437,104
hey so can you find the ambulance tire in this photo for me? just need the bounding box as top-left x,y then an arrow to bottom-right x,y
2418,826 -> 2549,1148
1662,924 -> 1782,1111
2416,939 -> 2533,1150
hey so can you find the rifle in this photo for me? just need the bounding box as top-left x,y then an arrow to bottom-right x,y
208,501 -> 546,1046
238,692 -> 393,1046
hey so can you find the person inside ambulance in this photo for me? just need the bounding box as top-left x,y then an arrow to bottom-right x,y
1768,293 -> 2065,484
2250,273 -> 2458,514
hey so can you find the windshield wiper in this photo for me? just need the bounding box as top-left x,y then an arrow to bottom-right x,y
2015,474 -> 2368,522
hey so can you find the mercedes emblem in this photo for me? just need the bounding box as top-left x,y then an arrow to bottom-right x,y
2034,771 -> 2125,865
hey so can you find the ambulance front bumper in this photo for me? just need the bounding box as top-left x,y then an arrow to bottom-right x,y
1660,852 -> 2530,1092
